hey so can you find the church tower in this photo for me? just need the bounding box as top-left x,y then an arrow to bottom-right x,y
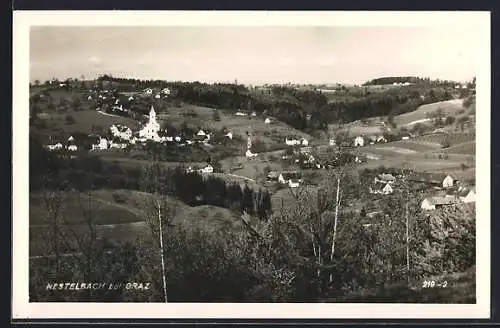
149,106 -> 156,121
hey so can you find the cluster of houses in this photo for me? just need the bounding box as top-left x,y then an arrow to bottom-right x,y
267,171 -> 303,188
185,163 -> 215,174
367,171 -> 476,211
285,136 -> 309,147
352,134 -> 389,147
234,111 -> 272,124
143,87 -> 171,99
45,106 -> 237,153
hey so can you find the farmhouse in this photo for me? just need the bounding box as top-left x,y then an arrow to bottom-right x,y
369,182 -> 393,195
421,196 -> 458,210
144,88 -> 153,95
374,173 -> 396,184
288,179 -> 301,188
245,149 -> 258,158
354,136 -> 365,147
265,118 -> 271,124
91,137 -> 109,151
408,172 -> 456,189
162,88 -> 171,95
199,164 -> 214,174
109,142 -> 128,149
46,142 -> 63,151
458,186 -> 476,203
278,172 -> 302,185
110,124 -> 133,141
285,136 -> 301,146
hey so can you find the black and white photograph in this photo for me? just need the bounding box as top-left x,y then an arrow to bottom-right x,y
13,11 -> 490,319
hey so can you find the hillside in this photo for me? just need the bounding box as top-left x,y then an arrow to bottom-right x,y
29,189 -> 242,257
395,99 -> 467,126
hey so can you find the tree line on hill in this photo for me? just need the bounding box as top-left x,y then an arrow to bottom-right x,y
90,75 -> 469,135
30,136 -> 272,220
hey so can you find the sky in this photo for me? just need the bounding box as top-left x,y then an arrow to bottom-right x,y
30,26 -> 481,85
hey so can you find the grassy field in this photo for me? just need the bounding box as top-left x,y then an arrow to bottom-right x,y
30,192 -> 144,226
38,109 -> 140,135
29,189 -> 243,257
413,133 -> 475,147
444,142 -> 475,155
394,99 -> 465,126
163,104 -> 313,149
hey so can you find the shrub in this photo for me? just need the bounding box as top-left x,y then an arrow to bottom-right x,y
444,116 -> 456,125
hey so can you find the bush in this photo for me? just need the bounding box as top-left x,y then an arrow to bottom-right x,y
444,116 -> 456,125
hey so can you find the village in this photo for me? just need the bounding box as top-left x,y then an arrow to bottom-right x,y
39,80 -> 475,215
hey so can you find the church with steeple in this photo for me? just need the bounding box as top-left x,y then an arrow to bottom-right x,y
138,106 -> 163,142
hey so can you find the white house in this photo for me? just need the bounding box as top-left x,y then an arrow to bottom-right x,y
288,179 -> 300,188
162,88 -> 171,95
68,135 -> 74,142
278,172 -> 302,185
408,172 -> 456,189
92,137 -> 109,151
109,142 -> 127,149
245,149 -> 258,158
354,136 -> 365,147
155,94 -> 161,99
128,96 -> 134,101
67,144 -> 78,152
144,88 -> 153,95
285,137 -> 301,146
301,138 -> 309,146
370,183 -> 393,195
264,118 -> 271,124
250,112 -> 257,117
458,186 -> 476,203
374,173 -> 396,184
46,143 -> 63,151
225,131 -> 233,139
199,164 -> 214,174
235,111 -> 246,116
329,138 -> 336,146
87,95 -> 92,101
110,124 -> 133,141
377,135 -> 387,143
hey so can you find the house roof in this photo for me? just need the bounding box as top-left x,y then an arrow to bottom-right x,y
281,172 -> 302,180
377,173 -> 396,181
408,172 -> 453,184
267,171 -> 280,178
